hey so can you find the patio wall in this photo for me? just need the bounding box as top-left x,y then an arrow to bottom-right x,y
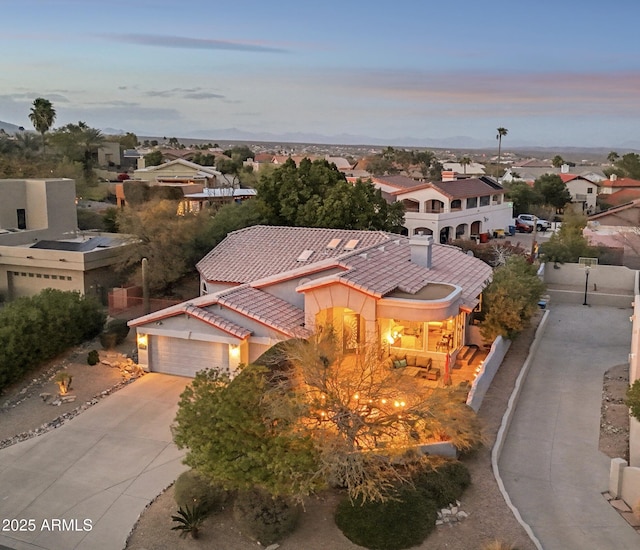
466,335 -> 511,413
544,263 -> 635,307
609,269 -> 640,507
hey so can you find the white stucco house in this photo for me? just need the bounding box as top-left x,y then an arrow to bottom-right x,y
370,175 -> 513,242
129,226 -> 493,378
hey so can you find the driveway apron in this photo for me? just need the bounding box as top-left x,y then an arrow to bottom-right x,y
0,373 -> 189,550
499,304 -> 639,550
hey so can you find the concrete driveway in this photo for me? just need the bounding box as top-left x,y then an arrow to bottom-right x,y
0,373 -> 189,550
499,304 -> 639,550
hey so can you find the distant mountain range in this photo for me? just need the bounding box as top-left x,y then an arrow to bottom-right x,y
0,120 -> 25,134
2,119 -> 638,152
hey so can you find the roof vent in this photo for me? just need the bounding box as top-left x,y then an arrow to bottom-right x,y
327,238 -> 342,249
297,249 -> 314,262
344,239 -> 359,250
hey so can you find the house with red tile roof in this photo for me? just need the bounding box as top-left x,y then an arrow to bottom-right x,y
558,174 -> 600,214
370,175 -> 512,242
599,175 -> 640,195
129,226 -> 492,378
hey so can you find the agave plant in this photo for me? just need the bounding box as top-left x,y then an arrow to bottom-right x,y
171,503 -> 207,539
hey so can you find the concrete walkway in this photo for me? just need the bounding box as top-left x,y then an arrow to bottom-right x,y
498,304 -> 640,550
0,374 -> 189,550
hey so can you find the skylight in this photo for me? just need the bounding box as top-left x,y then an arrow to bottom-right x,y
326,238 -> 342,249
297,249 -> 314,262
344,239 -> 359,250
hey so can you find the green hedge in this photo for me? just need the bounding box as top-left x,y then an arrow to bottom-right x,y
233,488 -> 299,545
100,318 -> 130,349
335,486 -> 438,550
0,289 -> 105,390
412,460 -> 471,508
173,470 -> 229,515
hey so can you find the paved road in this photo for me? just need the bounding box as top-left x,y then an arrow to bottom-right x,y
0,374 -> 189,550
499,304 -> 639,550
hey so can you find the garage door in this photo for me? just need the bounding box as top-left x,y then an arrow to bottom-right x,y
149,336 -> 228,377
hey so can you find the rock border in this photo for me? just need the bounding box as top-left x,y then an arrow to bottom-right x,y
0,367 -> 144,450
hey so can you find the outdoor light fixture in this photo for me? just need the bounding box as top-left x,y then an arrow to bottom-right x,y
583,265 -> 591,306
136,334 -> 148,350
230,345 -> 240,358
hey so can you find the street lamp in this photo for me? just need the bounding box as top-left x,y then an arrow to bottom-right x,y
583,265 -> 591,306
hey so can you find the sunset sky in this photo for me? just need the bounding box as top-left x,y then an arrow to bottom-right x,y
1,0 -> 639,147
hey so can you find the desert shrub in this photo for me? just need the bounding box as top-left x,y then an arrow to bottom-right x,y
100,318 -> 130,349
335,485 -> 437,550
173,470 -> 228,515
0,289 -> 105,390
171,503 -> 207,539
87,350 -> 100,366
625,380 -> 640,421
233,488 -> 299,545
412,460 -> 471,509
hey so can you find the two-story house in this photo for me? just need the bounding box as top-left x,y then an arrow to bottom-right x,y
559,174 -> 600,214
0,179 -> 130,301
371,175 -> 512,242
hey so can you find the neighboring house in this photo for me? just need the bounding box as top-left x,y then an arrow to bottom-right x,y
442,162 -> 486,176
0,179 -> 130,301
97,141 -> 121,168
586,200 -> 640,268
370,175 -> 512,242
597,175 -> 640,208
180,187 -> 257,213
118,159 -> 240,208
129,226 -> 492,378
133,158 -> 223,187
559,174 -> 600,214
599,175 -> 640,196
502,165 -> 606,186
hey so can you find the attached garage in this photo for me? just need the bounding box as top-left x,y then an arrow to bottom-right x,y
148,336 -> 229,377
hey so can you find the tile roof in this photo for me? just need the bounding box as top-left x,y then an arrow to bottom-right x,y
197,225 -> 391,283
216,285 -> 309,337
183,304 -> 251,339
598,189 -> 640,206
600,177 -> 640,189
559,174 -> 599,184
371,175 -> 426,189
333,240 -> 492,309
589,198 -> 640,220
420,178 -> 504,199
128,286 -> 307,338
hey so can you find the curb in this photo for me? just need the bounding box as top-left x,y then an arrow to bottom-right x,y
491,309 -> 551,550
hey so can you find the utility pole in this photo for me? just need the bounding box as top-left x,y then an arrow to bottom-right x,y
530,216 -> 538,261
142,257 -> 150,315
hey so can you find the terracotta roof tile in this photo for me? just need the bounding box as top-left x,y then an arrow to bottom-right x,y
183,304 -> 251,339
198,226 -> 390,283
333,239 -> 492,309
217,285 -> 309,338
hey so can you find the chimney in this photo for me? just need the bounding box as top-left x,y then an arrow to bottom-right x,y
410,234 -> 433,268
561,163 -> 569,174
610,174 -> 618,182
441,170 -> 456,182
137,156 -> 146,169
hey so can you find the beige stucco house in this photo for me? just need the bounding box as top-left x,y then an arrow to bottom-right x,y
0,178 -> 130,301
129,226 -> 492,378
559,174 -> 599,214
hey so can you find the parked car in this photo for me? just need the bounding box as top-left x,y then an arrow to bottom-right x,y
515,214 -> 551,232
515,219 -> 533,233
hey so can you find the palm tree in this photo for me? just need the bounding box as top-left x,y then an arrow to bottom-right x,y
459,156 -> 471,175
29,98 -> 56,154
496,126 -> 508,169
